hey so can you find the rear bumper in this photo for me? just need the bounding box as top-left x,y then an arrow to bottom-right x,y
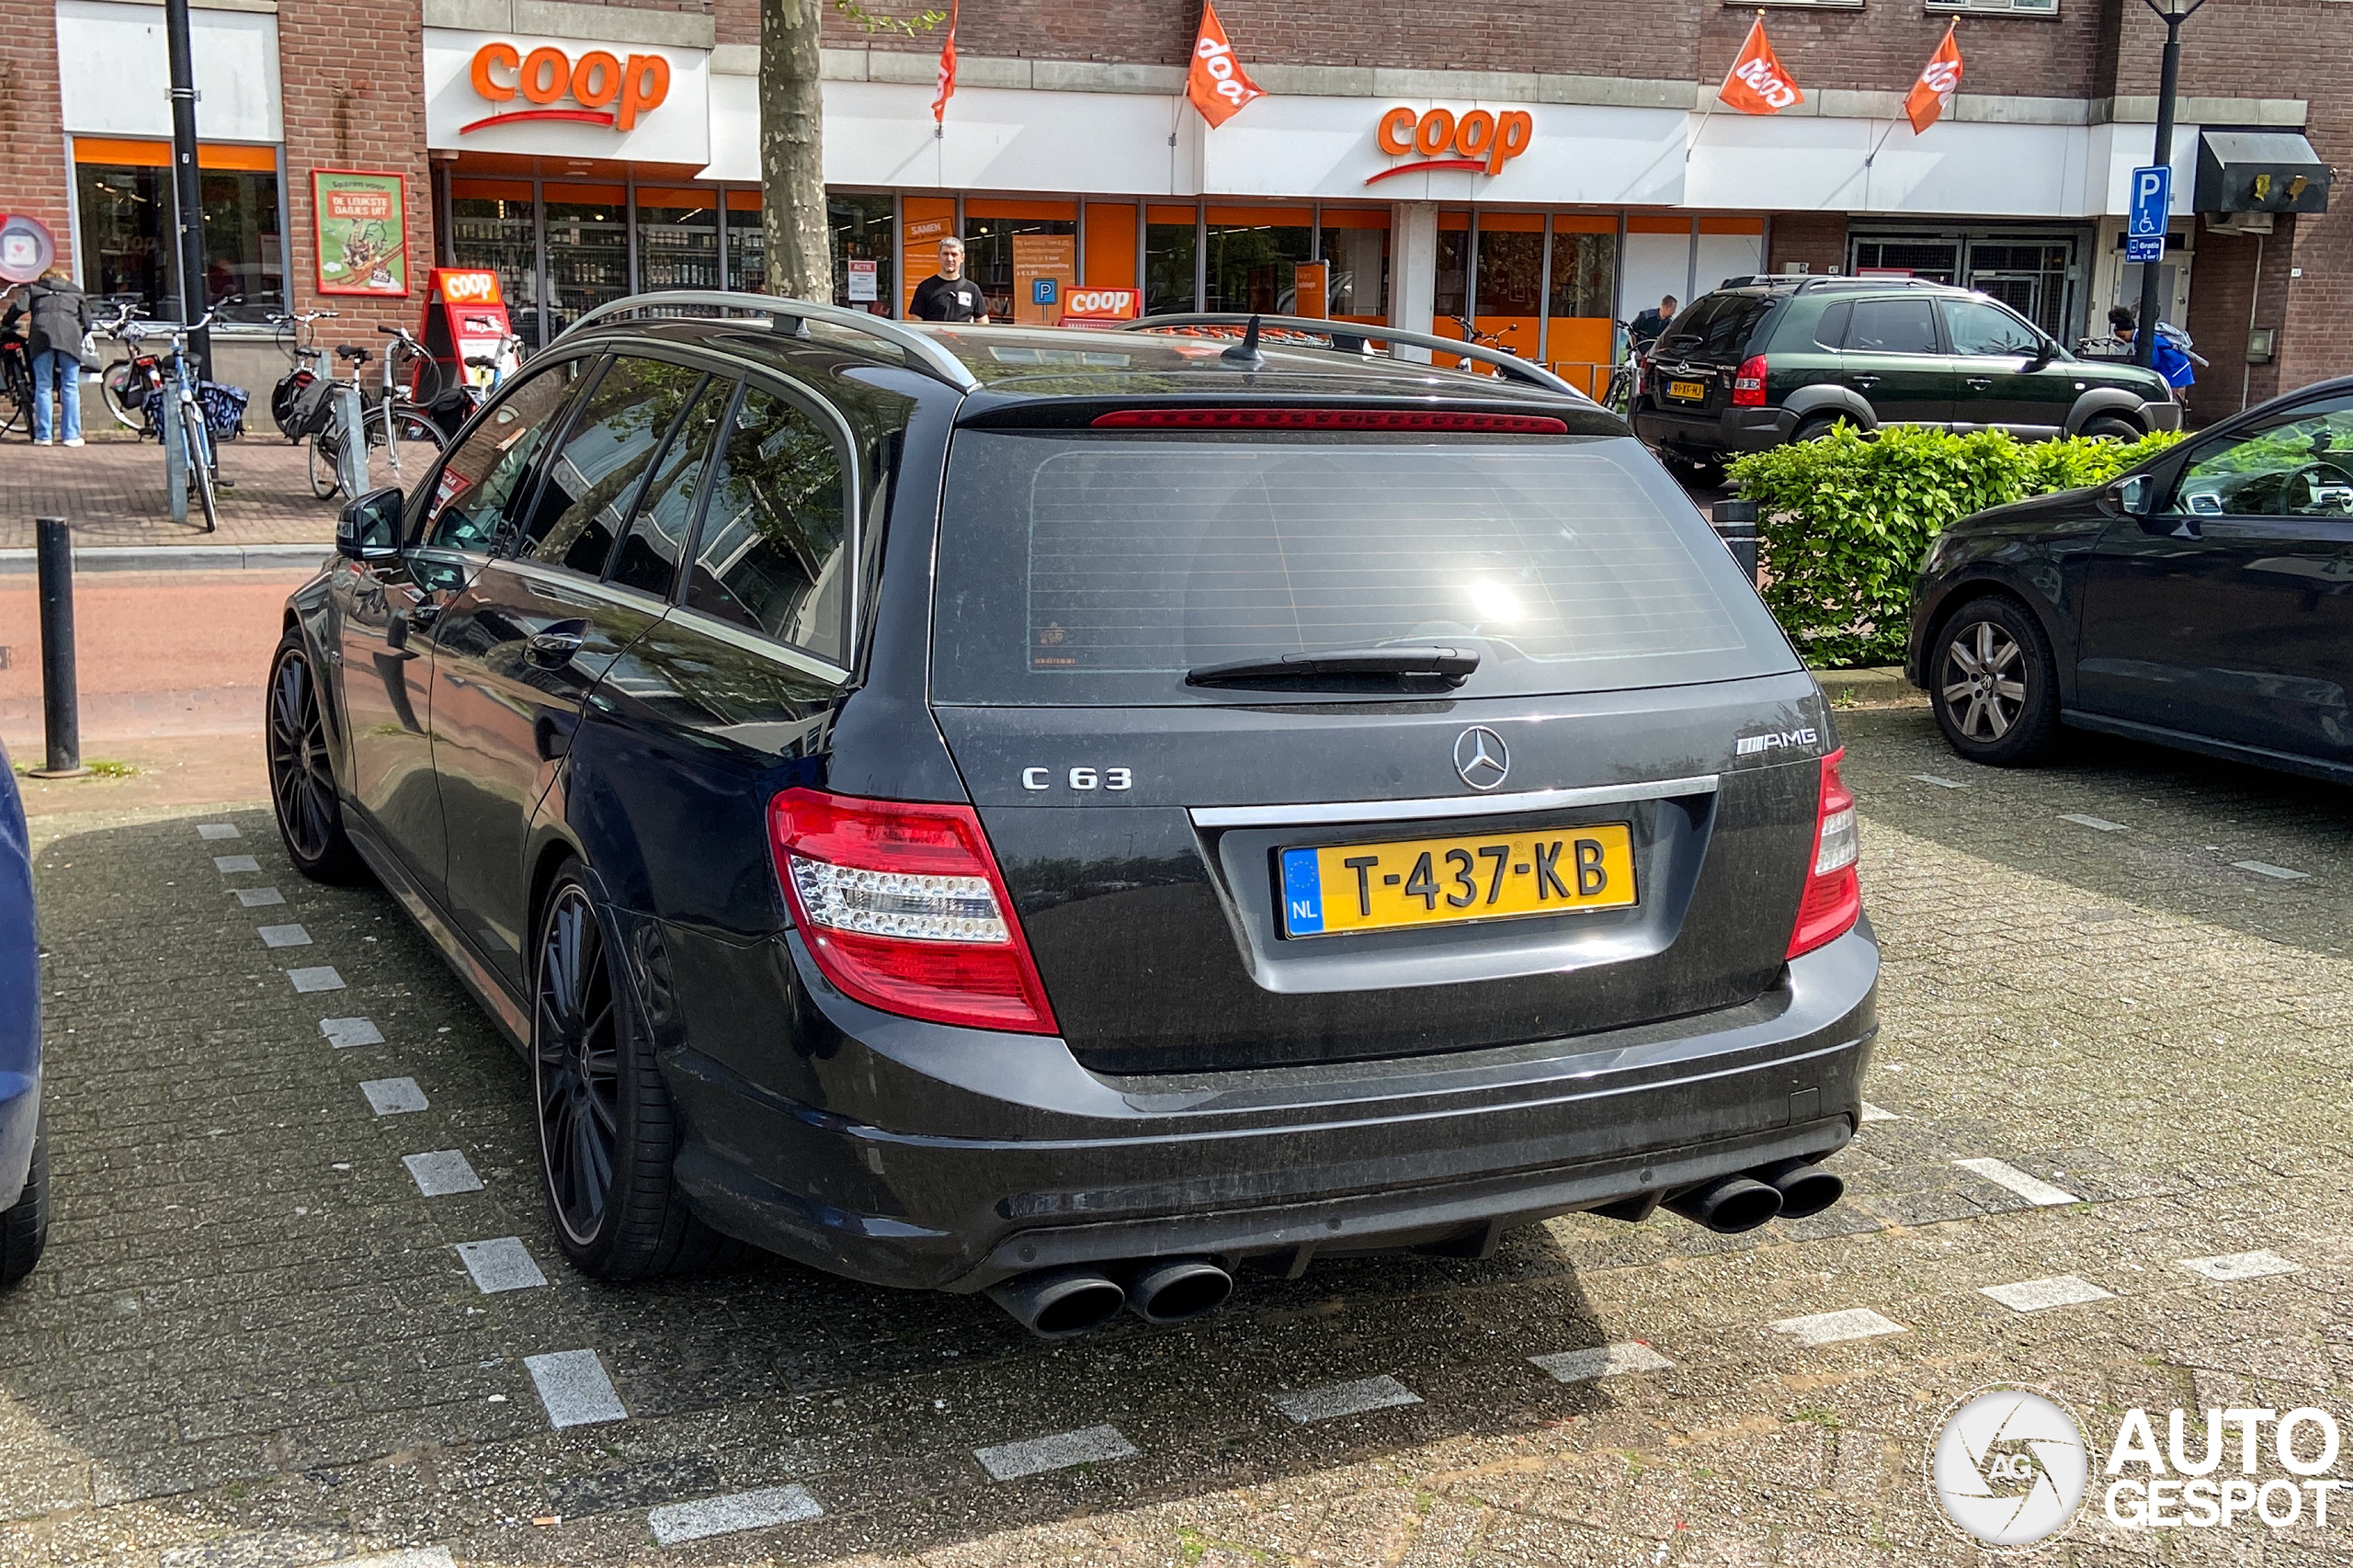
2146,399 -> 2183,432
1631,401 -> 1791,459
664,919 -> 1881,1292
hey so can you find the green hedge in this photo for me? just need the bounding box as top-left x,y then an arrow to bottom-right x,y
1725,425 -> 2184,668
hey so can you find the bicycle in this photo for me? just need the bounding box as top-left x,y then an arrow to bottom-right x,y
306,328 -> 445,501
267,309 -> 337,442
1602,320 -> 1647,416
100,303 -> 221,532
0,334 -> 28,438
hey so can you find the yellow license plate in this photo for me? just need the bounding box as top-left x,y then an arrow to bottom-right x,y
1280,824 -> 1636,937
1667,380 -> 1708,402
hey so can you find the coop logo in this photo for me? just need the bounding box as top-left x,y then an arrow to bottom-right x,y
1733,726 -> 1817,756
437,269 -> 500,304
463,41 -> 671,134
1060,288 -> 1141,323
1368,105 -> 1533,184
1929,1389 -> 2090,1547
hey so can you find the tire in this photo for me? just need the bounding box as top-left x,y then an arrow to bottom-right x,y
0,1110 -> 51,1289
100,363 -> 147,432
532,868 -> 733,1280
2080,415 -> 2141,441
1928,594 -> 2063,767
1793,415 -> 1850,444
308,431 -> 340,500
267,631 -> 369,882
183,403 -> 219,533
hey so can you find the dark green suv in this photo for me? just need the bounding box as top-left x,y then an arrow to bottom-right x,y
1630,278 -> 2178,472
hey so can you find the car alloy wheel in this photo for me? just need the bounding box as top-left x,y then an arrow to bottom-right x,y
536,885 -> 620,1248
1939,619 -> 2029,743
267,647 -> 338,863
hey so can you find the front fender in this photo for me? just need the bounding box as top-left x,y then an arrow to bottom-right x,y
2064,385 -> 2154,437
283,569 -> 350,785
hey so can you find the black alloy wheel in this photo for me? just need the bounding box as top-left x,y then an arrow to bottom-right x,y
267,632 -> 366,881
1929,595 -> 2061,767
530,867 -> 733,1279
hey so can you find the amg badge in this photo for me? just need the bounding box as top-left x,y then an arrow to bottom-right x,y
1735,727 -> 1819,757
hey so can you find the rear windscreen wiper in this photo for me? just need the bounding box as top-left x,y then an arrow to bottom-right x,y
1185,646 -> 1481,691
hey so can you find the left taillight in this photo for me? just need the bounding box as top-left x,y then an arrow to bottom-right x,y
1787,749 -> 1860,960
1732,354 -> 1768,407
768,788 -> 1060,1035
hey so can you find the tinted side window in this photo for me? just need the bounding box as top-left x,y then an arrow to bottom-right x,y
1844,298 -> 1939,356
610,378 -> 733,600
1658,294 -> 1773,359
511,358 -> 708,577
1944,300 -> 2042,357
2173,396 -> 2353,517
420,360 -> 588,552
1813,301 -> 1851,352
685,385 -> 851,665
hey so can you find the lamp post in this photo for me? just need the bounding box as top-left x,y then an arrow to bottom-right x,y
2132,0 -> 2204,371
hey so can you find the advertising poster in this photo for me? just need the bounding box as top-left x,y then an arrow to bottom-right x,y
1012,233 -> 1074,326
1292,260 -> 1329,320
313,171 -> 410,297
899,203 -> 955,317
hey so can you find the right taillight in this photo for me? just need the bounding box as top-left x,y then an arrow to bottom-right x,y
768,788 -> 1060,1035
1732,354 -> 1768,407
1788,748 -> 1860,959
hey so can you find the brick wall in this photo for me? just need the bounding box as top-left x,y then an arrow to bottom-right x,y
1766,212 -> 1847,279
276,0 -> 436,347
0,0 -> 74,272
2182,216 -> 2300,422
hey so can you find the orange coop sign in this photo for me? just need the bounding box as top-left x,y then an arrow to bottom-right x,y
463,41 -> 671,134
1060,287 -> 1142,324
423,267 -> 517,389
1368,106 -> 1533,183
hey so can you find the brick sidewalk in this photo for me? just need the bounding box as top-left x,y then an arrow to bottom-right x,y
0,426 -> 340,550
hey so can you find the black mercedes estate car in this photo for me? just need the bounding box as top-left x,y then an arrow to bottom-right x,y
271,296 -> 1878,1335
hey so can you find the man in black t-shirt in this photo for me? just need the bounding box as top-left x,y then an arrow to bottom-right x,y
910,237 -> 990,323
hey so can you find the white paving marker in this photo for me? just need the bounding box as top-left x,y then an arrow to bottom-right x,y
1267,1374 -> 1424,1426
1859,1102 -> 1899,1123
1910,773 -> 1964,790
343,1551 -> 458,1568
359,1076 -> 427,1116
457,1237 -> 547,1292
1955,1157 -> 2080,1208
257,924 -> 313,949
320,1017 -> 383,1048
2060,812 -> 2128,833
2233,860 -> 2311,881
233,887 -> 285,908
404,1150 -> 484,1197
1770,1308 -> 1906,1347
973,1425 -> 1140,1482
649,1484 -> 824,1545
2179,1250 -> 2302,1282
212,854 -> 260,874
196,823 -> 241,840
525,1349 -> 628,1428
1529,1342 -> 1674,1384
1981,1275 -> 2115,1312
287,966 -> 346,993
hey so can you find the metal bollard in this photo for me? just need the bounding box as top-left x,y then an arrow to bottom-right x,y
29,518 -> 86,778
1711,497 -> 1760,585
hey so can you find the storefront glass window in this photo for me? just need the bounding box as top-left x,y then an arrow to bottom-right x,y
1206,208 -> 1310,313
74,146 -> 283,323
200,166 -> 284,323
1475,227 -> 1542,317
75,164 -> 169,312
1318,211 -> 1388,320
1435,221 -> 1470,324
449,182 -> 542,348
636,189 -> 720,292
963,202 -> 1077,324
829,193 -> 894,315
726,192 -> 764,292
1145,204 -> 1197,315
543,187 -> 628,337
1547,230 -> 1618,320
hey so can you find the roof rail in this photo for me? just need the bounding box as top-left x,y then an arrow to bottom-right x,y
557,290 -> 980,392
1120,313 -> 1593,403
1716,275 -> 1955,293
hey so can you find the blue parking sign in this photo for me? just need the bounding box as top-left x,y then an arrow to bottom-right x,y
2129,165 -> 2170,238
1032,278 -> 1059,305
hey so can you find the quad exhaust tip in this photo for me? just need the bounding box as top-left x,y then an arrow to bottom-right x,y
1664,1173 -> 1784,1234
1122,1257 -> 1233,1324
986,1256 -> 1236,1337
1756,1157 -> 1846,1220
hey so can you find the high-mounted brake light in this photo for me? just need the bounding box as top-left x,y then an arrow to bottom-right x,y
769,789 -> 1059,1035
1788,748 -> 1860,960
1089,408 -> 1569,433
1731,355 -> 1768,408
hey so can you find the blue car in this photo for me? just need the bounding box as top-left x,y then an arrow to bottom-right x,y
0,744 -> 47,1285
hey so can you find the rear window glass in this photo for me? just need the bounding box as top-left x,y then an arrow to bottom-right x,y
1658,295 -> 1773,360
931,433 -> 1795,706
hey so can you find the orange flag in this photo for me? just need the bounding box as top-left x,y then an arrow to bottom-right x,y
1718,17 -> 1802,115
931,0 -> 958,125
1904,22 -> 1963,134
1188,1 -> 1265,129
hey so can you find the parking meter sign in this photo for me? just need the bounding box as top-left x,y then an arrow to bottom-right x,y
2128,165 -> 2170,262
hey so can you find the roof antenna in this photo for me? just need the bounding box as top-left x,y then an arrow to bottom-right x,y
1222,313 -> 1265,367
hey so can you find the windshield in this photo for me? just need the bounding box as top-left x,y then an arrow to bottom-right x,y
930,431 -> 1796,705
1659,295 -> 1775,360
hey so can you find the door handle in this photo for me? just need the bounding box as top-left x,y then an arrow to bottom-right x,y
525,623 -> 588,669
1847,374 -> 1879,388
1966,376 -> 1995,390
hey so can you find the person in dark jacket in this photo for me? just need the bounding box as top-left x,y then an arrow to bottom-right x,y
1,270 -> 93,447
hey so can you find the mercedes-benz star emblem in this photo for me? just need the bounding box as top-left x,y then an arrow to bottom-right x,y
1453,726 -> 1509,790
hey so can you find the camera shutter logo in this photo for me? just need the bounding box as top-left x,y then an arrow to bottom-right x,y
1929,1388 -> 2089,1547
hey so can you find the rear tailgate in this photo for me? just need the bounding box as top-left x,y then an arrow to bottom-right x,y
929,424 -> 1828,1074
1647,293 -> 1779,418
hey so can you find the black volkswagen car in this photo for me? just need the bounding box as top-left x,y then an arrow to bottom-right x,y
1911,376 -> 2353,776
271,297 -> 1877,1335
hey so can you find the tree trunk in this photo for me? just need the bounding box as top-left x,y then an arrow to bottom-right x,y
758,0 -> 831,301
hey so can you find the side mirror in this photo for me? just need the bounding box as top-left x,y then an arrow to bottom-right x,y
335,486 -> 404,562
2024,340 -> 2056,370
2110,473 -> 2155,517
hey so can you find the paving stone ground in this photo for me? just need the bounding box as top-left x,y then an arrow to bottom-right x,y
10,706 -> 2353,1565
0,429 -> 339,550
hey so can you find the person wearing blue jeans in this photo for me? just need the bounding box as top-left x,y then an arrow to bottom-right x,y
2,269 -> 93,447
